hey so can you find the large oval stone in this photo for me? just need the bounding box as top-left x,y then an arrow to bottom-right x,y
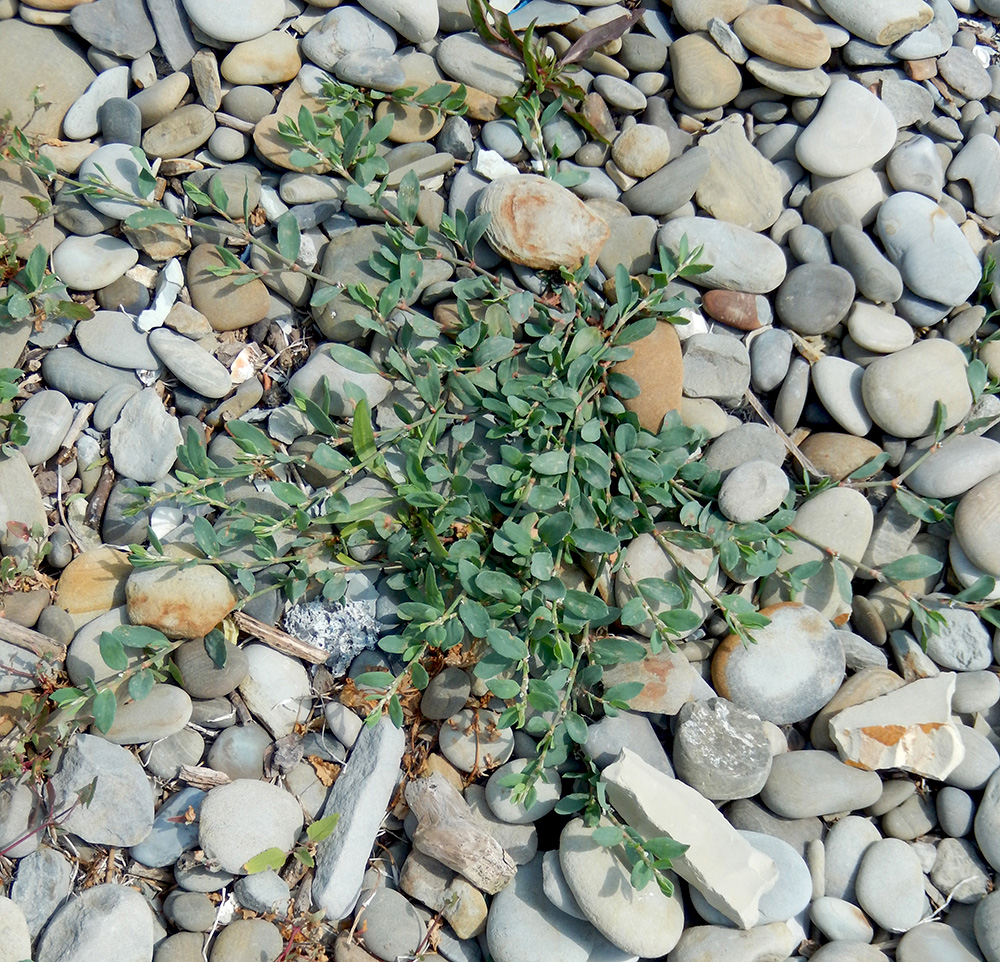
713,603 -> 846,725
477,175 -> 609,270
861,338 -> 971,438
955,473 -> 1000,578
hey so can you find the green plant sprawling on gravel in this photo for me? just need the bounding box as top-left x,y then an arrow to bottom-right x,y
2,0 -> 1000,899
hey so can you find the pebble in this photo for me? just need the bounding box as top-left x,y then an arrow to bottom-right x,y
717,459 -> 789,523
51,233 -> 138,290
209,920 -> 283,962
10,848 -> 73,941
486,758 -> 560,824
761,750 -> 883,819
354,888 -> 426,961
776,263 -> 856,335
179,0 -> 283,44
713,603 -> 846,726
148,327 -> 232,398
35,884 -> 153,962
110,388 -> 182,483
669,32 -> 742,110
17,390 -> 73,466
101,682 -> 192,744
812,355 -> 873,436
811,896 -> 875,943
855,838 -> 928,933
439,709 -> 514,772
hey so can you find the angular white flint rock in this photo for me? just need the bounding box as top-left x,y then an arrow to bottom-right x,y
311,716 -> 405,921
829,672 -> 964,779
603,748 -> 777,929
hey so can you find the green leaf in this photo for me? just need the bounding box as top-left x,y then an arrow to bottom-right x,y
388,694 -> 404,728
91,688 -> 117,734
630,859 -> 653,890
562,589 -> 608,623
306,812 -> 340,842
487,677 -> 520,699
487,628 -> 528,660
122,208 -> 181,231
99,631 -> 128,671
397,169 -> 420,226
953,576 -> 996,603
192,516 -> 221,558
276,211 -> 301,264
657,608 -> 702,633
969,358 -> 989,400
111,625 -> 168,651
531,450 -> 569,475
128,669 -> 155,701
459,599 -> 491,637
183,180 -> 212,206
933,400 -> 948,443
537,511 -> 573,546
50,686 -> 85,706
564,711 -> 589,744
570,527 -> 619,554
592,825 -> 624,847
880,554 -> 943,582
354,671 -> 394,688
410,662 -> 430,690
270,481 -> 308,506
244,847 -> 287,874
227,419 -> 273,456
327,343 -> 381,375
311,443 -> 351,473
643,836 -> 689,861
846,452 -> 891,480
204,628 -> 228,669
352,399 -> 377,461
603,681 -> 644,703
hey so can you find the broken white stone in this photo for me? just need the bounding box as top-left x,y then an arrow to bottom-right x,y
603,749 -> 778,929
828,672 -> 965,779
137,258 -> 185,331
472,147 -> 520,181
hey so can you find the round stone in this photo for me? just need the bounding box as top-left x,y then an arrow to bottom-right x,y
206,723 -> 271,781
198,779 -> 303,874
846,301 -> 914,354
100,683 -> 192,745
761,750 -> 883,819
775,263 -> 856,335
209,920 -> 283,962
670,32 -> 742,110
812,355 -> 872,436
672,697 -> 772,801
180,0 -> 283,43
955,472 -> 1000,578
862,339 -> 972,439
439,709 -> 514,773
611,123 -> 670,179
77,142 -> 154,220
796,80 -> 897,178
354,888 -> 426,962
186,244 -> 270,332
485,759 -> 560,824
52,233 -> 138,291
712,603 -> 846,726
811,896 -> 875,943
733,4 -> 831,68
220,32 -> 301,85
855,837 -> 927,933
173,639 -> 249,698
876,191 -> 983,308
717,460 -> 790,523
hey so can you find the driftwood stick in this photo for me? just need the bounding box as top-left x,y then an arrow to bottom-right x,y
232,611 -> 329,665
0,617 -> 66,660
178,765 -> 232,789
405,773 -> 516,895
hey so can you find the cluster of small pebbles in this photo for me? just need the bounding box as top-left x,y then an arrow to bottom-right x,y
6,0 -> 1000,961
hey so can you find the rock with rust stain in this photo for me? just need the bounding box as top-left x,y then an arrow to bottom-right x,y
828,672 -> 964,779
477,174 -> 609,270
600,640 -> 699,715
702,290 -> 768,332
610,321 -> 684,433
125,544 -> 238,639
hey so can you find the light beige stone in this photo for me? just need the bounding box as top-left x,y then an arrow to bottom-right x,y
604,749 -> 779,929
829,673 -> 964,779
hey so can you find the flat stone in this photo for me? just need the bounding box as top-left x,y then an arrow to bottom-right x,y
862,338 -> 972,438
486,757 -> 560,824
75,311 -> 159,371
206,724 -> 270,780
897,920 -> 985,962
717,460 -> 790,523
816,0 -> 933,45
620,146 -> 709,216
695,117 -> 783,231
142,104 -> 216,159
148,328 -> 232,398
812,355 -> 872,436
71,0 -> 155,58
41,345 -> 138,400
797,80 -> 897,178
846,300 -> 913,353
713,603 -> 846,726
876,191 -> 982,308
746,58 -> 831,97
672,697 -> 773,801
659,218 -> 786,293
485,855 -> 596,962
18,390 -> 73,466
760,750 -> 883,819
52,233 -> 138,291
146,0 -> 198,70
831,225 -> 905,304
670,32 -> 743,110
0,20 -> 95,140
855,838 -> 928,933
101,682 -> 192,745
210,920 -> 283,962
939,45 -> 992,99
285,342 -> 391,419
949,133 -> 1000,218
559,816 -> 684,957
35,884 -> 153,962
477,175 -> 609,270
776,263 -> 856,335
49,734 -> 153,846
733,4 -> 831,68
668,924 -> 797,962
604,749 -> 779,929
199,779 -> 303,874
312,718 -> 406,920
64,65 -> 129,141
110,388 -> 182,483
186,243 -> 270,331
811,897 -> 875,943
125,546 -> 238,638
180,0 -> 283,42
